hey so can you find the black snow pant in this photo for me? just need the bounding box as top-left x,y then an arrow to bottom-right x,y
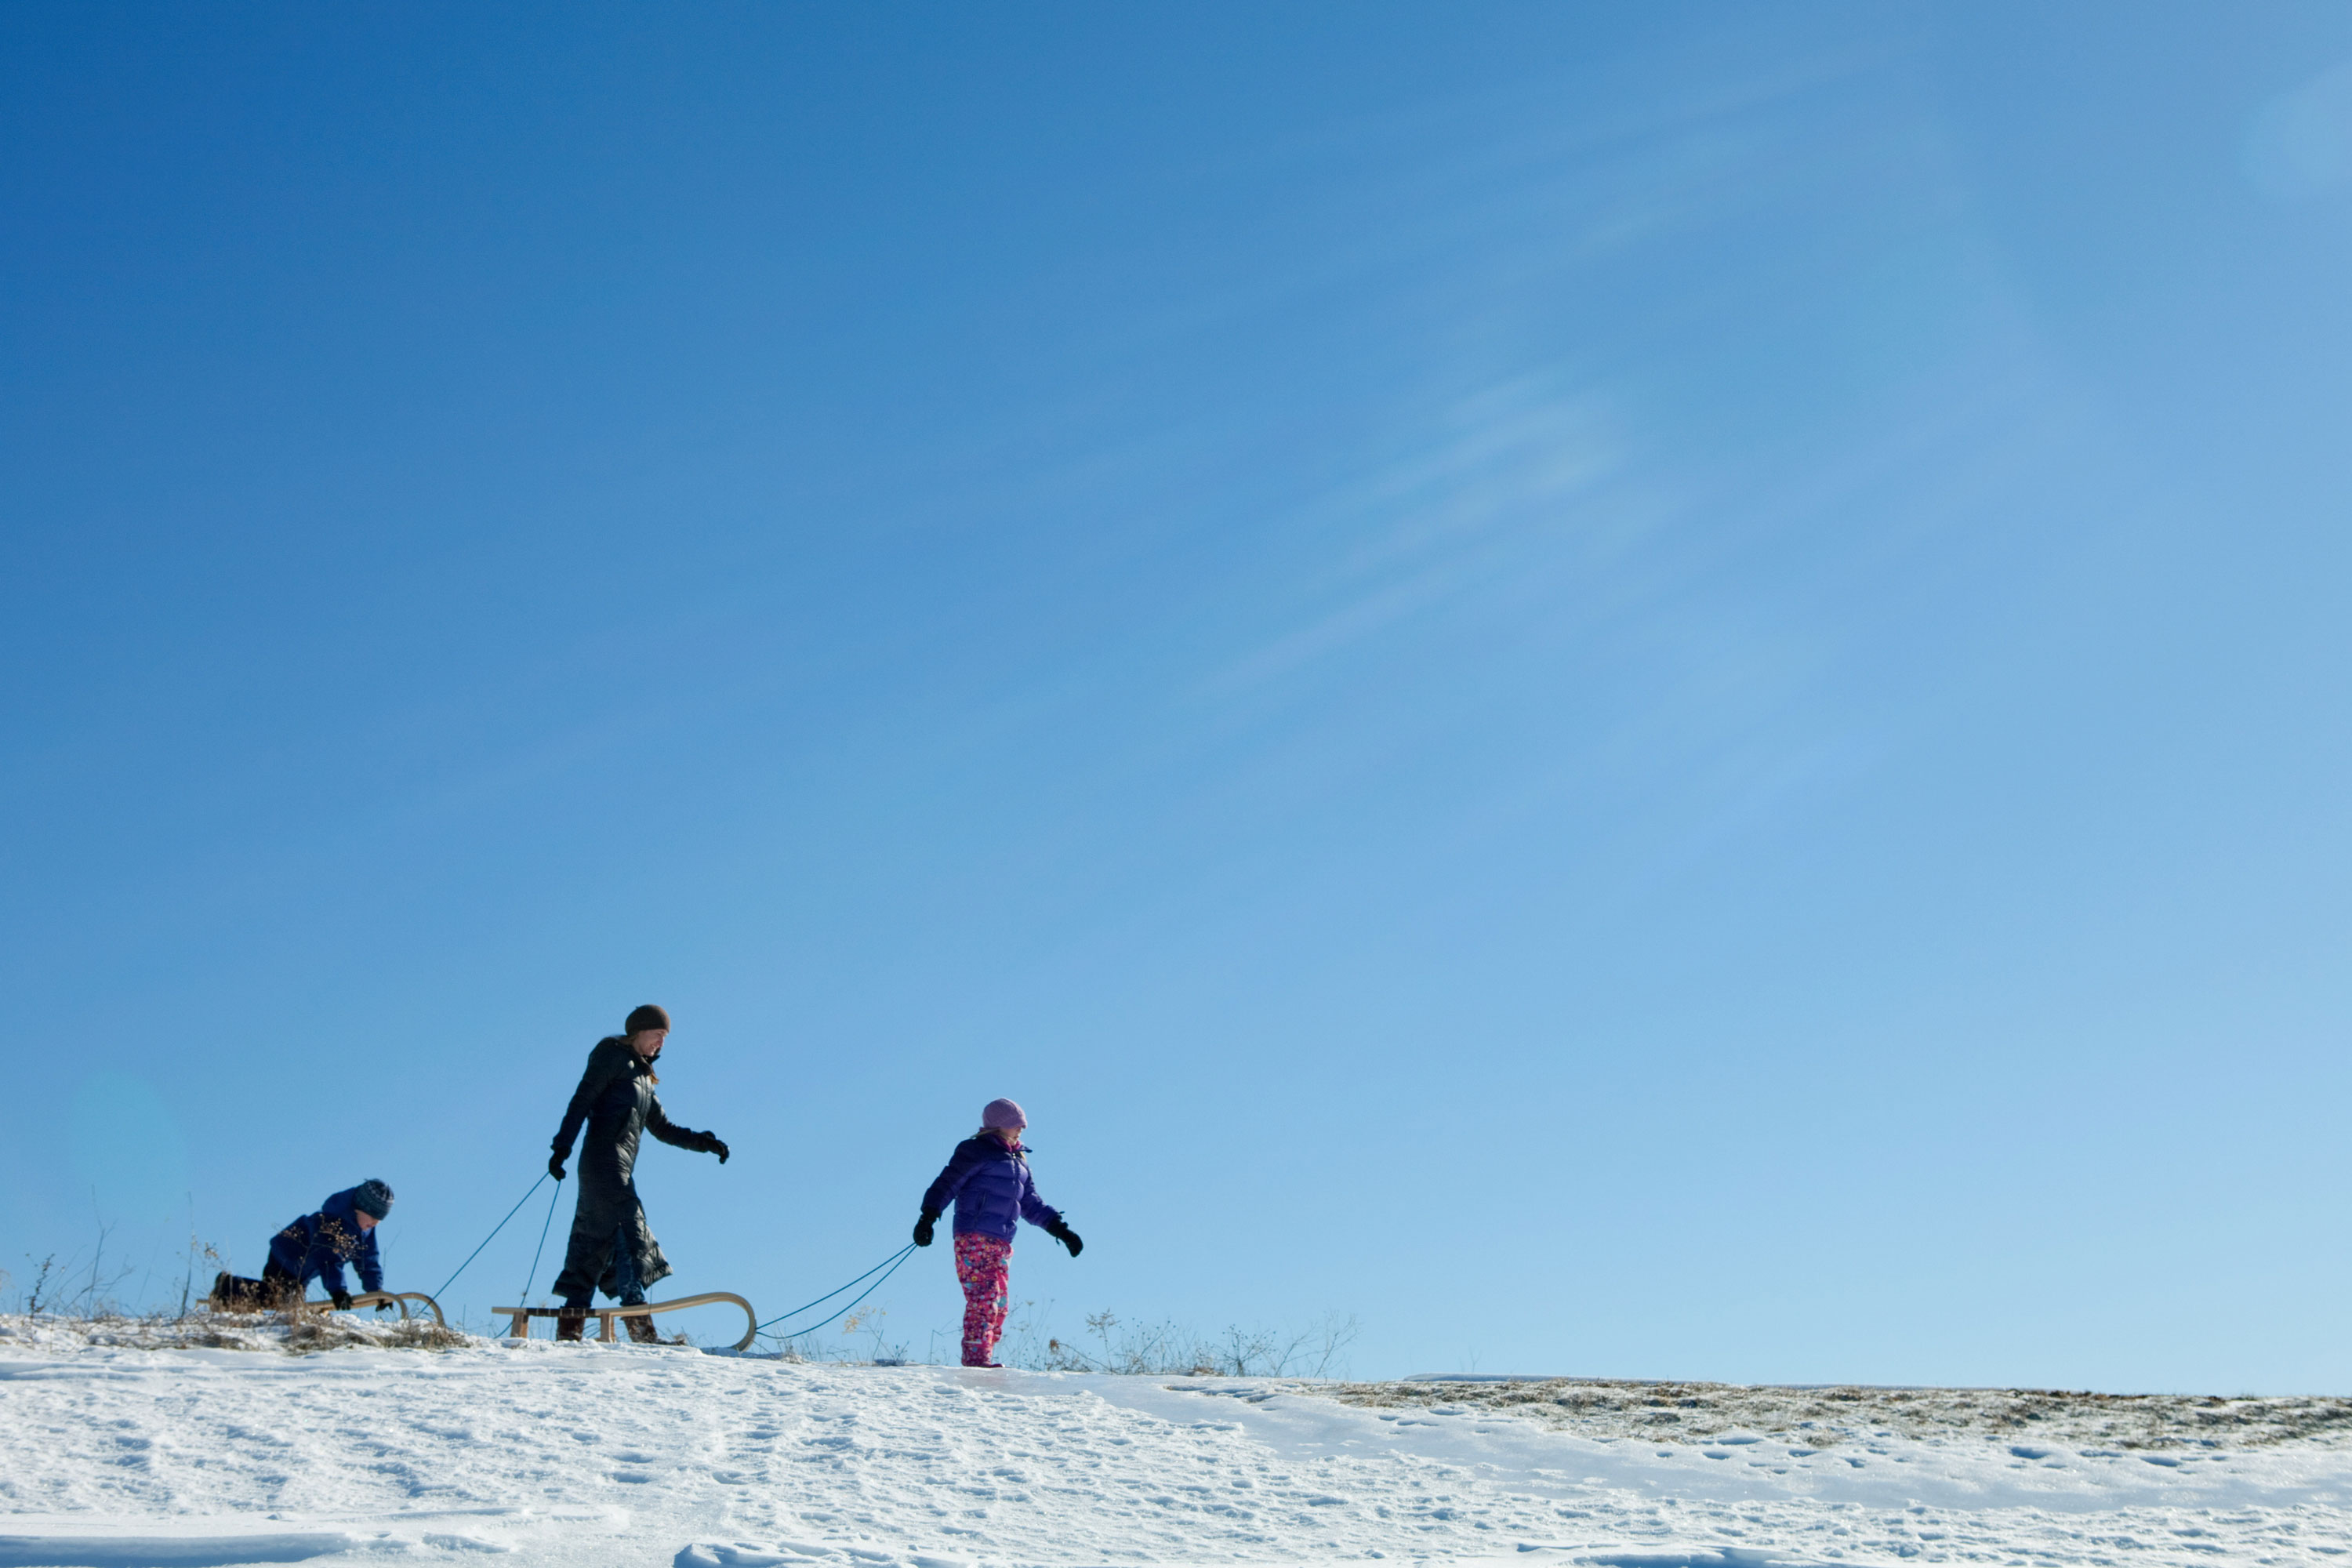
555,1221 -> 648,1311
212,1260 -> 303,1311
552,1159 -> 671,1308
554,1203 -> 664,1308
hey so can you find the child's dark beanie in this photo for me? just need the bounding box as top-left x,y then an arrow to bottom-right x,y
353,1180 -> 394,1219
625,1004 -> 670,1035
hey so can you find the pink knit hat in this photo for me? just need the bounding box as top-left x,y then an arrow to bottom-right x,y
980,1098 -> 1027,1131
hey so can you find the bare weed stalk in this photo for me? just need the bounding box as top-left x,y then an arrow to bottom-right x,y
1025,1308 -> 1359,1377
19,1254 -> 57,1316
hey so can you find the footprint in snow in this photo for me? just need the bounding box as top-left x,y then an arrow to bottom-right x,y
423,1531 -> 512,1553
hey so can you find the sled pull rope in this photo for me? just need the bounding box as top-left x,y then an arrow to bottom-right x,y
754,1243 -> 919,1338
521,1174 -> 564,1304
434,1173 -> 548,1301
775,1245 -> 915,1339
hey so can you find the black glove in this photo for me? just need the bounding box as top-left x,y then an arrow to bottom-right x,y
1045,1219 -> 1083,1258
375,1298 -> 394,1314
549,1150 -> 568,1181
913,1209 -> 939,1247
707,1135 -> 730,1164
329,1289 -> 354,1311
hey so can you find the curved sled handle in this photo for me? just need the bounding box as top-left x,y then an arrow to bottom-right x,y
644,1291 -> 757,1352
494,1290 -> 757,1351
303,1290 -> 448,1327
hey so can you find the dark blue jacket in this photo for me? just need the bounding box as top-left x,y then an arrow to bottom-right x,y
267,1186 -> 384,1295
921,1135 -> 1061,1243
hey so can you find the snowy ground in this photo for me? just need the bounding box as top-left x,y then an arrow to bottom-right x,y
6,1316 -> 2352,1568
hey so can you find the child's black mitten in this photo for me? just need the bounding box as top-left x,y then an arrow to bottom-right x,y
328,1289 -> 354,1311
1045,1220 -> 1083,1258
913,1210 -> 940,1247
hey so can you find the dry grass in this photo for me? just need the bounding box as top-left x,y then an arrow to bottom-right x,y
0,1308 -> 477,1356
1302,1375 -> 2352,1451
1007,1308 -> 1360,1377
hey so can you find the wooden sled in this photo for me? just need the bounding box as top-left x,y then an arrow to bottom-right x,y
493,1291 -> 757,1351
301,1290 -> 448,1326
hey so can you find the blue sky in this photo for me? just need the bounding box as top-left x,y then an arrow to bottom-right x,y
5,4 -> 2350,1388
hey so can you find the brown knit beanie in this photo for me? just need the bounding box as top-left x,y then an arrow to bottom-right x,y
624,1004 -> 670,1036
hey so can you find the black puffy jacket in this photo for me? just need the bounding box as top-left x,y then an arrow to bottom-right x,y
549,1036 -> 718,1301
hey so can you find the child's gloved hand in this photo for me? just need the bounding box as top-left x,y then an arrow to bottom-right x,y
328,1289 -> 354,1311
1045,1220 -> 1083,1258
549,1152 -> 568,1181
913,1210 -> 940,1247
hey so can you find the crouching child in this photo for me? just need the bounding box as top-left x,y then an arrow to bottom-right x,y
212,1179 -> 394,1312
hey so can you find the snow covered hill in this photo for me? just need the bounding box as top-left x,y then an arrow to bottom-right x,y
5,1316 -> 2350,1568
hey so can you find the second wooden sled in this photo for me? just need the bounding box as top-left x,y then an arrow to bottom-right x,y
299,1290 -> 448,1325
494,1291 -> 757,1351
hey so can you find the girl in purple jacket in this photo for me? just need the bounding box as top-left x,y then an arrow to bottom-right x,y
913,1098 -> 1083,1367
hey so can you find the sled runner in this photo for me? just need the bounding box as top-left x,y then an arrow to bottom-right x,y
303,1290 -> 448,1325
494,1291 -> 757,1350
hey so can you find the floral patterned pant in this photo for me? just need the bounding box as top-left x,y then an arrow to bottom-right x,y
953,1232 -> 1013,1367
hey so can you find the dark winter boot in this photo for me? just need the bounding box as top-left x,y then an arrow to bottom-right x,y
556,1308 -> 587,1343
625,1312 -> 660,1345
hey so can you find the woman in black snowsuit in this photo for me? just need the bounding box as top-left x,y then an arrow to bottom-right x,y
547,1004 -> 730,1341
